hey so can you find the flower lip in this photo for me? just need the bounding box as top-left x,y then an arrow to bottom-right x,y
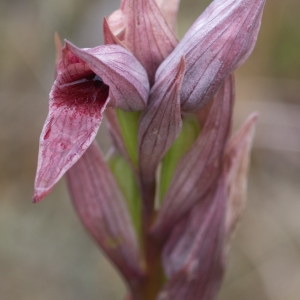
53,72 -> 109,110
33,69 -> 110,203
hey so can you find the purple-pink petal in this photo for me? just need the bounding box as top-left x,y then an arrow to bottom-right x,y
66,141 -> 144,285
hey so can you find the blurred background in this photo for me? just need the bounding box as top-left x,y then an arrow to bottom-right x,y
0,0 -> 299,299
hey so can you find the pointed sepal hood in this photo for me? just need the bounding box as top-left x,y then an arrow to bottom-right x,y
156,0 -> 266,111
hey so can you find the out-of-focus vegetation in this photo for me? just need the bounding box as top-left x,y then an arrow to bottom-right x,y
0,0 -> 299,299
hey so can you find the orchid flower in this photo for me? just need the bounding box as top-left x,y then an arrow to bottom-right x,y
33,42 -> 149,202
33,0 -> 266,299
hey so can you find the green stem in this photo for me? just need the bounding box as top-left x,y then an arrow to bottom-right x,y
116,109 -> 140,168
160,116 -> 200,202
131,213 -> 165,300
108,154 -> 141,238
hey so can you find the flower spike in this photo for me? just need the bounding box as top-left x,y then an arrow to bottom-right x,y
156,0 -> 266,111
32,0 -> 265,297
34,42 -> 149,202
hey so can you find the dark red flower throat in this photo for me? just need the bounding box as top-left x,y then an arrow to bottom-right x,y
53,73 -> 109,112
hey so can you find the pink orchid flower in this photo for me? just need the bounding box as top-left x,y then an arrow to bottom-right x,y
33,42 -> 149,202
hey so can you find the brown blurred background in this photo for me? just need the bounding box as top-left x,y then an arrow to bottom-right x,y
0,0 -> 299,299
